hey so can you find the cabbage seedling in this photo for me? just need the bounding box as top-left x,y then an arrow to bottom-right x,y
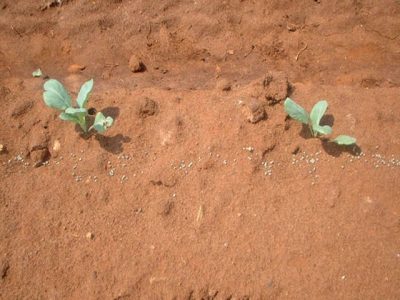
284,98 -> 356,145
43,79 -> 114,133
89,112 -> 114,133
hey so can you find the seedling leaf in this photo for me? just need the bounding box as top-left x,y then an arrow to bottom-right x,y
312,124 -> 332,136
284,98 -> 310,125
310,100 -> 328,126
76,79 -> 94,109
59,112 -> 80,123
43,78 -> 114,134
104,116 -> 114,127
43,79 -> 73,110
89,112 -> 114,133
332,135 -> 357,145
283,97 -> 357,145
65,107 -> 88,115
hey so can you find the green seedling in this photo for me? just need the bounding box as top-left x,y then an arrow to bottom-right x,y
43,79 -> 114,133
89,112 -> 114,133
284,97 -> 356,145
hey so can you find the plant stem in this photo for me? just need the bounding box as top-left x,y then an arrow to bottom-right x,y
78,116 -> 87,133
309,124 -> 316,137
79,123 -> 87,133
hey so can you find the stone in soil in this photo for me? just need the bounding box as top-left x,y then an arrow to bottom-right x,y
129,54 -> 146,73
241,99 -> 265,123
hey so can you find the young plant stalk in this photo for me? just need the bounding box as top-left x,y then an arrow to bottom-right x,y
284,97 -> 356,145
43,79 -> 114,134
60,108 -> 89,133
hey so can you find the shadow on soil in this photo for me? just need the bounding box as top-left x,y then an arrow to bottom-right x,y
321,140 -> 362,157
299,114 -> 335,139
95,134 -> 131,153
100,106 -> 120,120
76,106 -> 130,153
296,114 -> 361,157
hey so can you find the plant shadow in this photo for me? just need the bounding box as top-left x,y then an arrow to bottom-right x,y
75,106 -> 130,153
299,124 -> 313,139
299,114 -> 335,139
101,106 -> 120,120
95,134 -> 131,154
320,114 -> 334,127
321,138 -> 362,157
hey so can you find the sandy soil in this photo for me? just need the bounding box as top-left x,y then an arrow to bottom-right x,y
1,0 -> 400,299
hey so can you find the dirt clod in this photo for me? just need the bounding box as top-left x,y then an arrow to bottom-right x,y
137,97 -> 158,117
67,64 -> 86,73
129,54 -> 146,73
157,200 -> 174,216
31,148 -> 50,166
263,71 -> 289,105
29,132 -> 48,152
216,78 -> 231,91
241,100 -> 265,123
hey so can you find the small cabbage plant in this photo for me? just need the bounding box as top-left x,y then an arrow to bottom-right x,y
284,98 -> 356,145
43,79 -> 113,133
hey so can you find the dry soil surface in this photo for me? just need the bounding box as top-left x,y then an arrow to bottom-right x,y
1,0 -> 400,299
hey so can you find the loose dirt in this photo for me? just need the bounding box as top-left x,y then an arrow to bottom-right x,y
1,1 -> 399,299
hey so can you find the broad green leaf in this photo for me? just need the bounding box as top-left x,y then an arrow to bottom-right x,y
59,112 -> 80,123
43,79 -> 73,110
65,107 -> 88,115
284,98 -> 310,125
104,116 -> 114,127
90,124 -> 102,132
76,79 -> 94,109
89,112 -> 114,132
312,124 -> 332,136
310,100 -> 328,126
332,135 -> 357,145
32,68 -> 42,77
